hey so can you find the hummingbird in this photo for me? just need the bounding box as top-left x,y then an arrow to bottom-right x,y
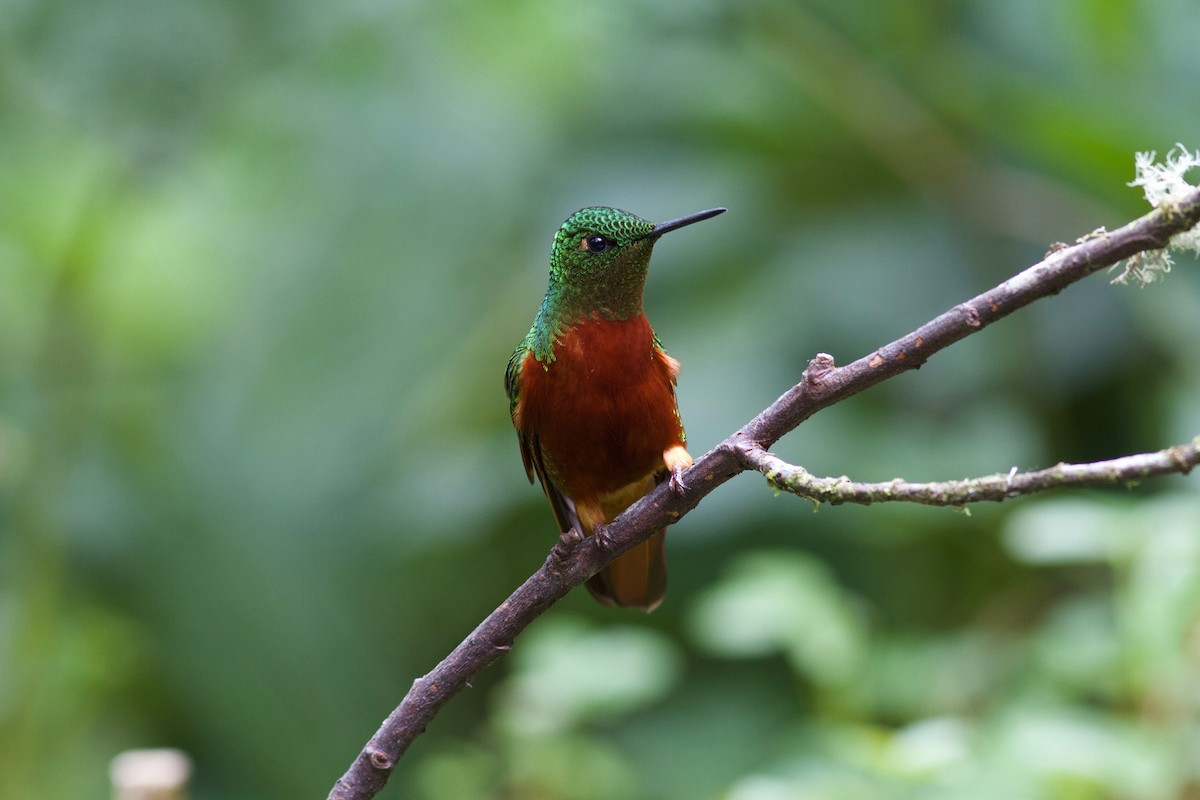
505,206 -> 726,611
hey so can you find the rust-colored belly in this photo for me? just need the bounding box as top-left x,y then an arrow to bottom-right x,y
517,315 -> 684,502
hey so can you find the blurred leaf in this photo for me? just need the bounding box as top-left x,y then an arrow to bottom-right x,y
863,631 -> 1022,721
881,716 -> 973,777
1002,498 -> 1125,564
1030,594 -> 1122,699
987,705 -> 1175,797
503,733 -> 639,800
494,616 -> 682,735
688,552 -> 868,690
413,742 -> 498,800
1114,493 -> 1200,695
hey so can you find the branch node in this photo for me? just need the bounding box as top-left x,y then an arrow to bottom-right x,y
1169,444 -> 1195,474
958,303 -> 982,328
803,353 -> 837,383
366,750 -> 394,771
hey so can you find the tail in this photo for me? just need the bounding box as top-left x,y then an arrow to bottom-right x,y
585,530 -> 667,612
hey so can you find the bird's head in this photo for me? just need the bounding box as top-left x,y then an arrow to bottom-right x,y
545,206 -> 725,319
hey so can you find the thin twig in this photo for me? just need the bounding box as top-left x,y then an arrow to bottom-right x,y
740,438 -> 1200,507
327,185 -> 1200,800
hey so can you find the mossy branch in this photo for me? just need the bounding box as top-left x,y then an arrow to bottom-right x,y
328,183 -> 1200,800
743,438 -> 1200,508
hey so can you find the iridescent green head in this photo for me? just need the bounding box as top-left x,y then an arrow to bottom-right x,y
540,206 -> 726,325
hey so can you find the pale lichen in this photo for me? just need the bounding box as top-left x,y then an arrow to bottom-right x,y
1112,144 -> 1200,286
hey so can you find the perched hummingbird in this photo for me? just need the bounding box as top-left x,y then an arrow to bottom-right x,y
505,206 -> 726,611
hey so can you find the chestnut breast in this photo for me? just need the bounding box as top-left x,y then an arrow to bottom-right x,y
516,314 -> 684,501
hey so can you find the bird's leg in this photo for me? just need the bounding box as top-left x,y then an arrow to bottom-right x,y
548,498 -> 605,573
573,500 -> 614,551
663,445 -> 694,495
588,522 -> 614,554
548,526 -> 585,571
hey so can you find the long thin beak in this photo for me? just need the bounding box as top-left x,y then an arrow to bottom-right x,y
649,207 -> 726,238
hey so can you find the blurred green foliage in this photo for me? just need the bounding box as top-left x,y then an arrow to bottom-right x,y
1,0 -> 1199,798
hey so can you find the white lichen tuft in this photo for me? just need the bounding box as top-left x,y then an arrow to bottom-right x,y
1110,248 -> 1173,287
1111,144 -> 1200,286
1129,145 -> 1200,209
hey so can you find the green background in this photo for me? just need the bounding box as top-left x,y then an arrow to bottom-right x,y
2,1 -> 1199,798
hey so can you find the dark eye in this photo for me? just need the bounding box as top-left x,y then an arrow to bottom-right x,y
583,235 -> 611,253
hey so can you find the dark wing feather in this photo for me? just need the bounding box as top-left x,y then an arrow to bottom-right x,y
505,338 -> 581,534
504,339 -> 537,483
527,434 -> 581,536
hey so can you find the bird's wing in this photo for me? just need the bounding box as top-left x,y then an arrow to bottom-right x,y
504,338 -> 538,483
528,436 -> 582,536
505,341 -> 581,535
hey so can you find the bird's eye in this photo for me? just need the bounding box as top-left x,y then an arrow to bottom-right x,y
582,235 -> 611,254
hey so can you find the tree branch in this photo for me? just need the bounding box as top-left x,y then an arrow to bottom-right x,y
740,438 -> 1200,507
328,185 -> 1200,800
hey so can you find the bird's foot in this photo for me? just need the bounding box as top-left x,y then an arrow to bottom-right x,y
591,523 -> 615,553
668,465 -> 688,495
663,445 -> 694,496
547,526 -> 584,572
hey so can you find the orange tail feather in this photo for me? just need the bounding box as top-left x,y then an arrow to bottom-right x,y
585,530 -> 667,612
